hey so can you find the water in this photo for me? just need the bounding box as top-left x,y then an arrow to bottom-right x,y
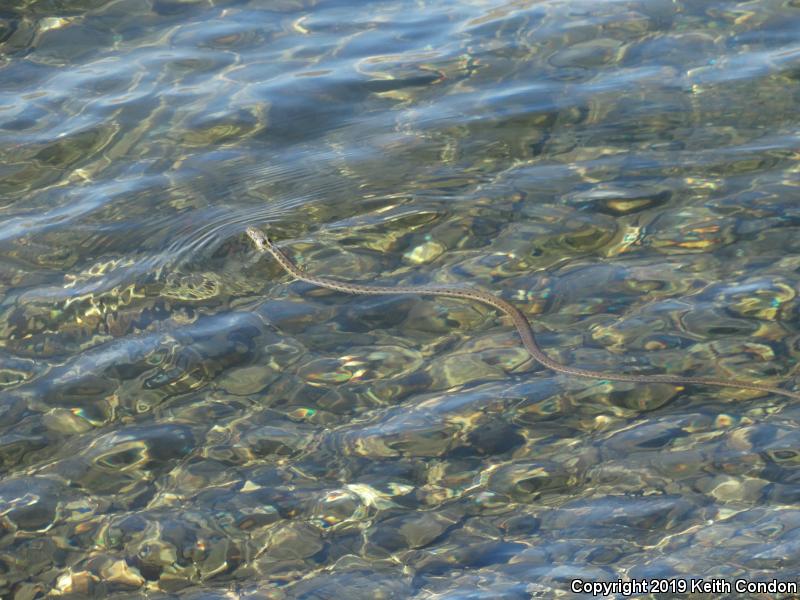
2,0 -> 800,598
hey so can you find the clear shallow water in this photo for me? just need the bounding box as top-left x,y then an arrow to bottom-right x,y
2,0 -> 800,598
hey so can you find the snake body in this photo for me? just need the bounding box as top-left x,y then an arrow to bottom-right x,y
246,227 -> 800,400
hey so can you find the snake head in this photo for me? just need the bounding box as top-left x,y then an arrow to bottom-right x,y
245,226 -> 269,249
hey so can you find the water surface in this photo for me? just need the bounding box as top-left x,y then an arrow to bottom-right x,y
2,0 -> 800,597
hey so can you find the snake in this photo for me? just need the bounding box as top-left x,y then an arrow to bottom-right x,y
246,227 -> 800,400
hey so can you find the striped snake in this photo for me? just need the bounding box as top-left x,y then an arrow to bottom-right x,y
246,227 -> 800,400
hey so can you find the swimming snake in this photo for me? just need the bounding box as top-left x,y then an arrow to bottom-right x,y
246,227 -> 800,400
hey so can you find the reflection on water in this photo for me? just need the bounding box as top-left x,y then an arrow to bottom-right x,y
2,0 -> 800,597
